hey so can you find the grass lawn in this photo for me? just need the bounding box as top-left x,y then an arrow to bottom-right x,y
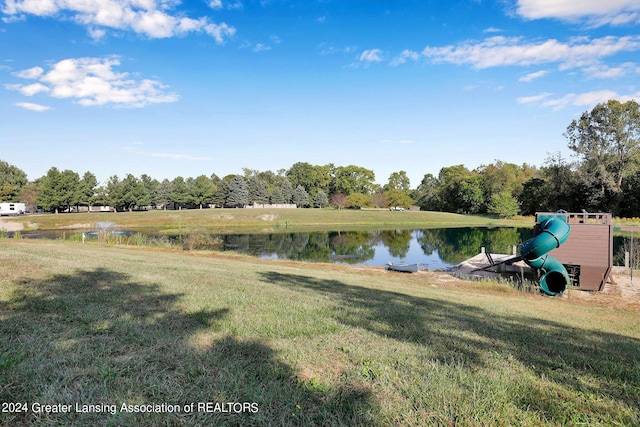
1,239 -> 639,426
9,208 -> 530,234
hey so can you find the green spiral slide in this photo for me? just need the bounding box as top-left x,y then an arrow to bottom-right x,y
521,217 -> 571,296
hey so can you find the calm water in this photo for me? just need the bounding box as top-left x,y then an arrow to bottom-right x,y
17,226 -> 630,269
216,227 -> 534,269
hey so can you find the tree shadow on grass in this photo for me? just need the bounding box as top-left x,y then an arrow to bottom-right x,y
0,268 -> 375,426
260,271 -> 640,425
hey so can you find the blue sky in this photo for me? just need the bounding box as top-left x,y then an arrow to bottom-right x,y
2,0 -> 640,188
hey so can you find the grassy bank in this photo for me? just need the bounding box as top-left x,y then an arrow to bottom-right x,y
1,240 -> 638,426
9,208 -> 530,234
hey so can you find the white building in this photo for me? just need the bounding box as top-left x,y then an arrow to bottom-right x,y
0,202 -> 26,216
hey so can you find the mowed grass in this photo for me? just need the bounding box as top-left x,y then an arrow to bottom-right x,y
1,240 -> 639,426
12,208 -> 530,233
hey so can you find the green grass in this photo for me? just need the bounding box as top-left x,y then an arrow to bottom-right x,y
1,240 -> 638,426
11,208 -> 530,234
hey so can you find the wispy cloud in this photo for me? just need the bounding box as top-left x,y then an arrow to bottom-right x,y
359,49 -> 383,62
516,0 -> 640,26
519,70 -> 548,82
7,56 -> 179,108
390,50 -> 420,66
2,0 -> 236,41
421,35 -> 640,72
15,102 -> 51,111
518,89 -> 640,110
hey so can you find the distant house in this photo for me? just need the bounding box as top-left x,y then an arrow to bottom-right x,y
89,206 -> 115,213
0,202 -> 26,216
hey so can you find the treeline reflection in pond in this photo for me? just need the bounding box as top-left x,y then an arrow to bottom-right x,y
218,227 -> 534,269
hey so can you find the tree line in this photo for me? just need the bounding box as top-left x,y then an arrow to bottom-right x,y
1,99 -> 639,218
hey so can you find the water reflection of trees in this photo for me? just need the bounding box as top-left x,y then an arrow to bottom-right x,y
220,228 -> 531,266
378,230 -> 412,258
417,228 -> 532,265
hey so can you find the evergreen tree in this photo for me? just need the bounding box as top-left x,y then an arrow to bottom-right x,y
248,176 -> 269,205
227,176 -> 249,207
170,176 -> 190,209
270,186 -> 284,204
141,174 -> 160,208
37,167 -> 81,213
313,190 -> 329,208
0,160 -> 28,202
293,185 -> 309,207
78,171 -> 98,208
157,179 -> 172,210
212,179 -> 229,207
190,175 -> 216,209
281,179 -> 293,204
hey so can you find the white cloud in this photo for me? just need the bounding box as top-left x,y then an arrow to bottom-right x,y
390,49 -> 420,66
519,70 -> 548,82
359,49 -> 383,62
583,62 -> 636,79
14,66 -> 44,79
516,0 -> 640,26
7,56 -> 179,108
519,89 -> 640,110
2,0 -> 236,41
15,101 -> 51,111
11,82 -> 50,95
209,0 -> 223,9
421,35 -> 640,71
253,43 -> 271,52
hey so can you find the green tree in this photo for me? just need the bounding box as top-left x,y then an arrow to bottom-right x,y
384,171 -> 411,192
270,187 -> 285,204
141,174 -> 160,209
346,193 -> 370,209
477,161 -> 537,203
414,173 -> 439,211
170,177 -> 190,210
227,176 -> 249,207
293,185 -> 310,207
384,189 -> 414,209
280,179 -> 293,204
488,191 -> 520,218
248,176 -> 270,205
157,179 -> 172,210
566,99 -> 640,189
519,178 -> 548,215
190,175 -> 216,209
78,171 -> 98,209
108,174 -> 147,212
212,179 -> 230,207
458,176 -> 485,214
286,162 -> 331,195
37,167 -> 80,213
565,99 -> 640,211
436,165 -> 471,213
0,160 -> 28,202
330,165 -> 376,196
313,190 -> 329,208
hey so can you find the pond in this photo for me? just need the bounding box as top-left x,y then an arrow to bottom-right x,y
14,226 -> 630,269
216,228 -> 534,269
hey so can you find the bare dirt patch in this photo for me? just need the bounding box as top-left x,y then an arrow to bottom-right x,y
0,218 -> 24,231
